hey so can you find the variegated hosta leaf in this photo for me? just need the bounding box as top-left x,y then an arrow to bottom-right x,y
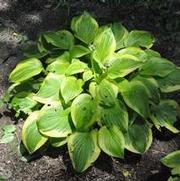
65,59 -> 88,76
68,130 -> 100,172
161,150 -> 180,168
111,22 -> 129,50
116,47 -> 147,61
101,99 -> 129,132
61,76 -> 83,104
83,70 -> 93,82
37,108 -> 72,137
125,119 -> 152,154
11,93 -> 37,114
157,68 -> 180,93
125,30 -> 155,48
70,45 -> 90,58
43,30 -> 74,50
49,137 -> 67,147
140,57 -> 176,77
98,126 -> 125,158
22,112 -> 48,153
93,28 -> 116,65
33,73 -> 64,104
119,80 -> 150,118
71,94 -> 98,131
133,75 -> 160,104
150,100 -> 180,133
71,12 -> 99,44
96,79 -> 118,107
9,58 -> 43,83
46,53 -> 70,75
108,55 -> 143,79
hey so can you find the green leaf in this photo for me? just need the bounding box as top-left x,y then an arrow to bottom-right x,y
83,70 -> 93,82
71,12 -> 98,44
119,80 -> 150,118
133,75 -> 160,104
101,100 -> 129,132
68,130 -> 100,172
50,137 -> 67,147
33,73 -> 63,104
151,100 -> 179,133
96,79 -> 118,108
93,28 -> 116,64
144,49 -> 161,58
65,59 -> 88,76
0,98 -> 4,108
37,108 -> 71,137
108,55 -> 142,79
116,47 -> 147,61
98,126 -> 125,158
61,76 -> 83,103
161,150 -> 180,168
9,58 -> 43,83
71,94 -> 98,131
140,57 -> 175,77
11,94 -> 37,114
171,167 -> 180,176
111,22 -> 129,50
43,30 -> 74,49
22,112 -> 48,153
125,119 -> 152,154
46,53 -> 70,75
70,45 -> 90,58
125,30 -> 155,48
0,133 -> 14,144
2,125 -> 16,133
157,68 -> 180,93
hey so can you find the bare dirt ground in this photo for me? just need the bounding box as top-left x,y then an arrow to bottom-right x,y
0,0 -> 180,180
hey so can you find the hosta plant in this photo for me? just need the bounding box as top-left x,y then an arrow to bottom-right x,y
4,12 -> 180,172
161,150 -> 180,181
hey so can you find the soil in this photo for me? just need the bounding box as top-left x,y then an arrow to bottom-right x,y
0,0 -> 180,180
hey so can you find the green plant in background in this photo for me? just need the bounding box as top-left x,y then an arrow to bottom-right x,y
3,12 -> 180,172
161,150 -> 180,181
0,124 -> 16,144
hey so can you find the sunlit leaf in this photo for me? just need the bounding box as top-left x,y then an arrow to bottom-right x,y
68,130 -> 100,172
22,112 -> 48,153
93,28 -> 116,64
70,45 -> 90,58
65,59 -> 88,76
37,108 -> 71,137
111,22 -> 129,50
33,73 -> 64,104
43,30 -> 74,49
71,94 -> 98,131
9,58 -> 43,83
108,55 -> 142,79
71,12 -> 98,44
98,126 -> 125,158
61,76 -> 83,103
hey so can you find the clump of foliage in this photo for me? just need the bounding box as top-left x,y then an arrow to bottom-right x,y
161,150 -> 180,181
4,12 -> 180,172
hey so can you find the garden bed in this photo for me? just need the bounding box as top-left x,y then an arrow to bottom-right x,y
0,1 -> 180,180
